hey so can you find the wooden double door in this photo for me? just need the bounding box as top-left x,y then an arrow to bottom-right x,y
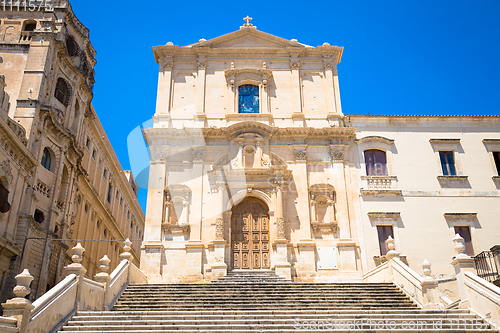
231,198 -> 270,270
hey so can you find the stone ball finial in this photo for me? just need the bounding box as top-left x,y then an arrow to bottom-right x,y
99,255 -> 111,274
166,42 -> 174,46
230,62 -> 235,69
291,38 -> 298,43
453,233 -> 468,258
13,269 -> 34,298
323,42 -> 331,47
71,243 -> 85,264
199,38 -> 206,42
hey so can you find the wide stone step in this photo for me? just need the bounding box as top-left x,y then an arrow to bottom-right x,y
62,323 -> 497,330
74,309 -> 473,316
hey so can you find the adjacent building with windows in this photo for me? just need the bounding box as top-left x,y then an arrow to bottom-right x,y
141,19 -> 500,291
0,2 -> 144,304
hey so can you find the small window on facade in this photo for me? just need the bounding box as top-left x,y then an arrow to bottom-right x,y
92,149 -> 96,159
41,148 -> 52,171
120,198 -> 123,206
439,151 -> 456,176
84,204 -> 89,213
103,169 -> 107,178
238,85 -> 259,114
364,149 -> 388,176
86,138 -> 91,149
97,220 -> 100,228
454,226 -> 474,256
54,78 -> 71,107
116,191 -> 119,199
493,152 -> 500,176
65,35 -> 79,57
34,209 -> 45,223
104,229 -> 107,238
23,22 -> 36,31
377,225 -> 394,256
107,184 -> 112,203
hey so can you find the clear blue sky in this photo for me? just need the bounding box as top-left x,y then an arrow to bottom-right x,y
70,0 -> 500,211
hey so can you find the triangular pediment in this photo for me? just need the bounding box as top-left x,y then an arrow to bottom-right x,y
187,28 -> 308,49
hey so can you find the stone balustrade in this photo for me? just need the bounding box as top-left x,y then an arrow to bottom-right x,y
0,239 -> 147,333
364,234 -> 500,324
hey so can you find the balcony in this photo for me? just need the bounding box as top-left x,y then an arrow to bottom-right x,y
360,176 -> 402,196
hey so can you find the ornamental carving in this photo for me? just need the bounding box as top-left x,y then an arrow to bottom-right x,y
294,150 -> 307,161
0,160 -> 13,185
331,150 -> 344,161
290,62 -> 300,70
192,150 -> 205,162
152,148 -> 168,162
276,217 -> 286,239
215,217 -> 224,239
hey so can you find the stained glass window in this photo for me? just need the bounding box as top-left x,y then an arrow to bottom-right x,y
238,85 -> 259,114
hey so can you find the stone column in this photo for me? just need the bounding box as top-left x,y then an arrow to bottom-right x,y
196,57 -> 207,114
330,145 -> 351,239
190,148 -> 205,241
155,56 -> 173,115
141,147 -> 167,280
421,260 -> 442,309
323,53 -> 338,115
451,234 -> 475,308
273,174 -> 291,280
290,54 -> 301,113
212,170 -> 227,279
1,269 -> 35,333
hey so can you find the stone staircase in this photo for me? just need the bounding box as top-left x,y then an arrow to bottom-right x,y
60,271 -> 498,332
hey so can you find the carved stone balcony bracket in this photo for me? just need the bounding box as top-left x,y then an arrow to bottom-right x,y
162,223 -> 190,235
311,221 -> 337,234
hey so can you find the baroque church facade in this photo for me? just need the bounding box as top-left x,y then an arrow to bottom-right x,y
141,18 -> 500,286
0,1 -> 144,305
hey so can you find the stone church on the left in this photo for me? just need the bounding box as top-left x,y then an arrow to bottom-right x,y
0,1 -> 144,306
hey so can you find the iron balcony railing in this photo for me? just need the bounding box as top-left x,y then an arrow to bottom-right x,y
473,250 -> 499,283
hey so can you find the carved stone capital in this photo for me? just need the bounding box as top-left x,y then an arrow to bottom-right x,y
152,147 -> 169,162
192,149 -> 205,162
331,149 -> 344,161
290,61 -> 300,70
294,150 -> 307,161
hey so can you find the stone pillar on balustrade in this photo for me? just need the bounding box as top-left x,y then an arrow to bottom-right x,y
1,269 -> 35,333
451,234 -> 475,308
273,173 -> 291,281
490,245 -> 500,287
94,255 -> 111,311
421,260 -> 442,309
64,243 -> 87,311
212,170 -> 227,280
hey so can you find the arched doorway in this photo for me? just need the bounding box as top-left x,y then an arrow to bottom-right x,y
231,197 -> 270,270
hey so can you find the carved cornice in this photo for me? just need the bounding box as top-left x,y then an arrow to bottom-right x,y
144,125 -> 356,144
